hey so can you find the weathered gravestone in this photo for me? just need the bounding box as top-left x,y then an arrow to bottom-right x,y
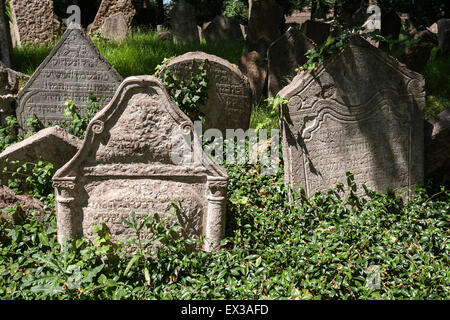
268,28 -> 315,97
240,0 -> 283,103
437,19 -> 450,55
88,0 -> 135,35
0,0 -> 13,67
53,76 -> 228,252
424,108 -> 450,186
0,126 -> 82,188
300,20 -> 331,47
16,25 -> 123,132
160,52 -> 252,134
170,0 -> 199,45
279,37 -> 425,197
9,0 -> 61,46
203,15 -> 244,44
101,12 -> 129,42
402,30 -> 438,73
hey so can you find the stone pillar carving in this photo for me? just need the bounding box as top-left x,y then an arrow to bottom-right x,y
53,180 -> 77,244
204,176 -> 228,252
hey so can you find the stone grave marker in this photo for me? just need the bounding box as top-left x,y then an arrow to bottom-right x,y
53,76 -> 228,252
0,0 -> 13,67
437,19 -> 450,55
247,0 -> 283,51
88,0 -> 135,35
300,20 -> 331,47
16,25 -> 123,132
9,0 -> 61,46
160,52 -> 252,134
101,12 -> 129,42
0,126 -> 81,188
203,15 -> 244,44
268,27 -> 316,97
279,37 -> 425,197
170,0 -> 199,45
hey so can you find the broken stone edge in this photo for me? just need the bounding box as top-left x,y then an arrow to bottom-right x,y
53,75 -> 228,252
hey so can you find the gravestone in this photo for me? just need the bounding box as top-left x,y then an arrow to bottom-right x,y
203,15 -> 244,44
424,108 -> 450,186
300,20 -> 331,46
0,61 -> 22,125
0,0 -> 12,67
88,0 -> 135,35
279,37 -> 425,197
247,0 -> 283,51
9,0 -> 61,46
0,126 -> 82,188
268,28 -> 315,97
170,0 -> 200,45
161,52 -> 252,134
437,19 -> 450,55
381,10 -> 402,40
238,51 -> 267,104
53,76 -> 228,252
101,12 -> 129,42
402,30 -> 437,73
16,25 -> 123,132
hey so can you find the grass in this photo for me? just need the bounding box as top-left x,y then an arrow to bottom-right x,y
12,29 -> 244,78
423,48 -> 450,119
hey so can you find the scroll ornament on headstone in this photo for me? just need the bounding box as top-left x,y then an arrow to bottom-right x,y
279,36 -> 425,198
53,76 -> 228,252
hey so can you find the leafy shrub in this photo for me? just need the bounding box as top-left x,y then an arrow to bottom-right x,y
61,94 -> 100,140
0,155 -> 448,299
157,59 -> 208,124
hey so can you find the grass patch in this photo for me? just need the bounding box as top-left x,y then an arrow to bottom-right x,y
423,48 -> 450,119
12,29 -> 243,79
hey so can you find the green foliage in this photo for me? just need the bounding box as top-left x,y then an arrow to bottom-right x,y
423,48 -> 450,119
3,159 -> 54,201
1,152 -> 448,299
61,94 -> 100,139
222,0 -> 248,21
157,60 -> 208,123
13,30 -> 244,79
0,116 -> 19,153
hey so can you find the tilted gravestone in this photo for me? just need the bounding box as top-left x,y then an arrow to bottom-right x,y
437,19 -> 450,55
247,0 -> 283,51
170,0 -> 200,45
402,30 -> 437,73
53,76 -> 228,252
9,0 -> 61,46
203,15 -> 244,44
300,20 -> 331,47
88,0 -> 135,35
279,37 -> 425,197
241,0 -> 283,103
101,12 -> 129,42
424,108 -> 450,186
0,126 -> 81,188
268,27 -> 315,98
160,52 -> 252,134
16,25 -> 123,132
0,0 -> 13,67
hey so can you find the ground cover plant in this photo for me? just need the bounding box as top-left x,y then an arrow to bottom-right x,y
2,28 -> 449,300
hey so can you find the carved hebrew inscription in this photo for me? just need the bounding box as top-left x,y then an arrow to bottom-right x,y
280,37 -> 424,197
53,76 -> 228,252
17,27 -> 122,130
